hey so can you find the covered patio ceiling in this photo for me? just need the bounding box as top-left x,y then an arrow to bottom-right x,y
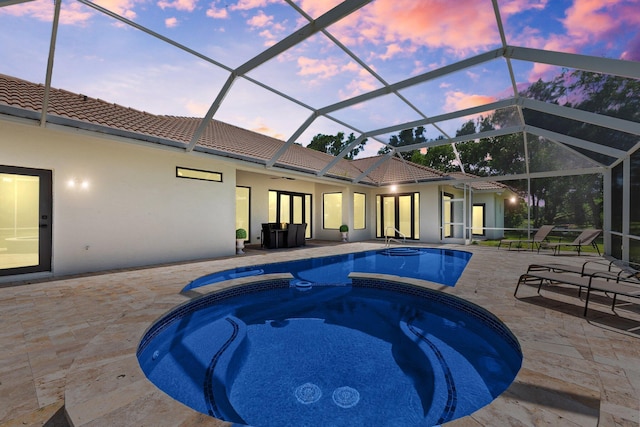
1,0 -> 639,184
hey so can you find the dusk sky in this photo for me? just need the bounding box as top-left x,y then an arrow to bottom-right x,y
1,0 -> 638,157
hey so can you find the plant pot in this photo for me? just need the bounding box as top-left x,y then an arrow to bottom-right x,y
236,239 -> 245,254
341,232 -> 348,242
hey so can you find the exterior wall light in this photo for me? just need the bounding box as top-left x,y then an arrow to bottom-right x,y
67,178 -> 89,189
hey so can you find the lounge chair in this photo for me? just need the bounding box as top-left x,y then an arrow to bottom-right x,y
498,225 -> 554,251
515,267 -> 640,316
540,229 -> 601,256
529,261 -> 640,288
527,260 -> 639,281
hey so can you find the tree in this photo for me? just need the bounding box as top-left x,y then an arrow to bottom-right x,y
378,126 -> 427,160
409,142 -> 458,172
378,127 -> 460,171
307,132 -> 366,160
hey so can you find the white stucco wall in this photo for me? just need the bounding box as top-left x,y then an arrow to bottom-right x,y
1,119 -> 236,277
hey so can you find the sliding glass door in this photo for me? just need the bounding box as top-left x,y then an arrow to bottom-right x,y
0,166 -> 52,276
269,190 -> 311,238
376,193 -> 419,239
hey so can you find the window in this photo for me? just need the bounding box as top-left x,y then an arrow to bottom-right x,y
176,167 -> 222,182
235,187 -> 250,241
354,193 -> 365,230
472,204 -> 485,236
323,193 -> 342,229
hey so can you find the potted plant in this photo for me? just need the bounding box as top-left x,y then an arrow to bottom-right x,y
339,224 -> 349,242
236,228 -> 247,254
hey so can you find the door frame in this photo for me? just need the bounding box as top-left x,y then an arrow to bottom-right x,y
376,192 -> 419,239
0,165 -> 52,276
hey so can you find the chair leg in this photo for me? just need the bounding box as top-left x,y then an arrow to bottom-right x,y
583,288 -> 592,316
514,276 -> 522,296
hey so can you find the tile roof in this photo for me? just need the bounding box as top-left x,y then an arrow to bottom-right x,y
0,73 -> 500,189
446,172 -> 514,192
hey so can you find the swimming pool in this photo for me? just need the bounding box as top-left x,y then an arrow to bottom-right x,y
139,274 -> 522,426
183,247 -> 472,291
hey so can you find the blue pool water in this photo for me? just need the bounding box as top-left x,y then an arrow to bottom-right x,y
183,247 -> 472,291
139,275 -> 522,427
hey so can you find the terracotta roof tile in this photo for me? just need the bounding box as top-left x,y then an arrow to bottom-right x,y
446,172 -> 512,191
352,156 -> 448,184
0,73 -> 501,190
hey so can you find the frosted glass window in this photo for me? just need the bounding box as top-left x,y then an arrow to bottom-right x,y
354,193 -> 365,230
472,204 -> 485,236
268,191 -> 277,222
235,187 -> 250,240
323,193 -> 342,229
176,167 -> 221,182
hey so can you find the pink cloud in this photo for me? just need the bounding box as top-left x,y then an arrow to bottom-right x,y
157,0 -> 197,12
165,17 -> 178,27
322,0 -> 502,60
499,0 -> 548,16
338,77 -> 378,99
247,10 -> 273,28
411,60 -> 428,76
0,0 -> 94,25
93,0 -> 138,20
562,0 -> 620,41
250,121 -> 285,140
206,5 -> 229,19
444,91 -> 497,112
297,56 -> 340,79
231,0 -> 280,11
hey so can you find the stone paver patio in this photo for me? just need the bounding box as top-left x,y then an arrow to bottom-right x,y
1,242 -> 638,426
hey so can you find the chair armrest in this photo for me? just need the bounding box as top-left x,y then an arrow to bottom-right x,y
581,260 -> 611,275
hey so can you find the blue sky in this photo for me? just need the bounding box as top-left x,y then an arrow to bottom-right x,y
1,0 -> 638,157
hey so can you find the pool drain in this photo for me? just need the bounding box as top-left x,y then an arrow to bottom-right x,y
294,383 -> 322,404
332,386 -> 360,408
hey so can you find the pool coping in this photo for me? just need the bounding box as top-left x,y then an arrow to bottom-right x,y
66,269 -> 490,426
59,244 -> 639,426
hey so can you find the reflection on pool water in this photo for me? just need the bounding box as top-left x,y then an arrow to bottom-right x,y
139,270 -> 522,427
183,247 -> 472,291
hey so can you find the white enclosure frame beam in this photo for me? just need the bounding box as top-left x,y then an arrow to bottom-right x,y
525,125 -> 627,158
520,98 -> 640,137
505,46 -> 640,79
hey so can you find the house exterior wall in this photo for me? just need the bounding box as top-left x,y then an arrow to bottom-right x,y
1,119 -> 508,280
1,119 -> 236,277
